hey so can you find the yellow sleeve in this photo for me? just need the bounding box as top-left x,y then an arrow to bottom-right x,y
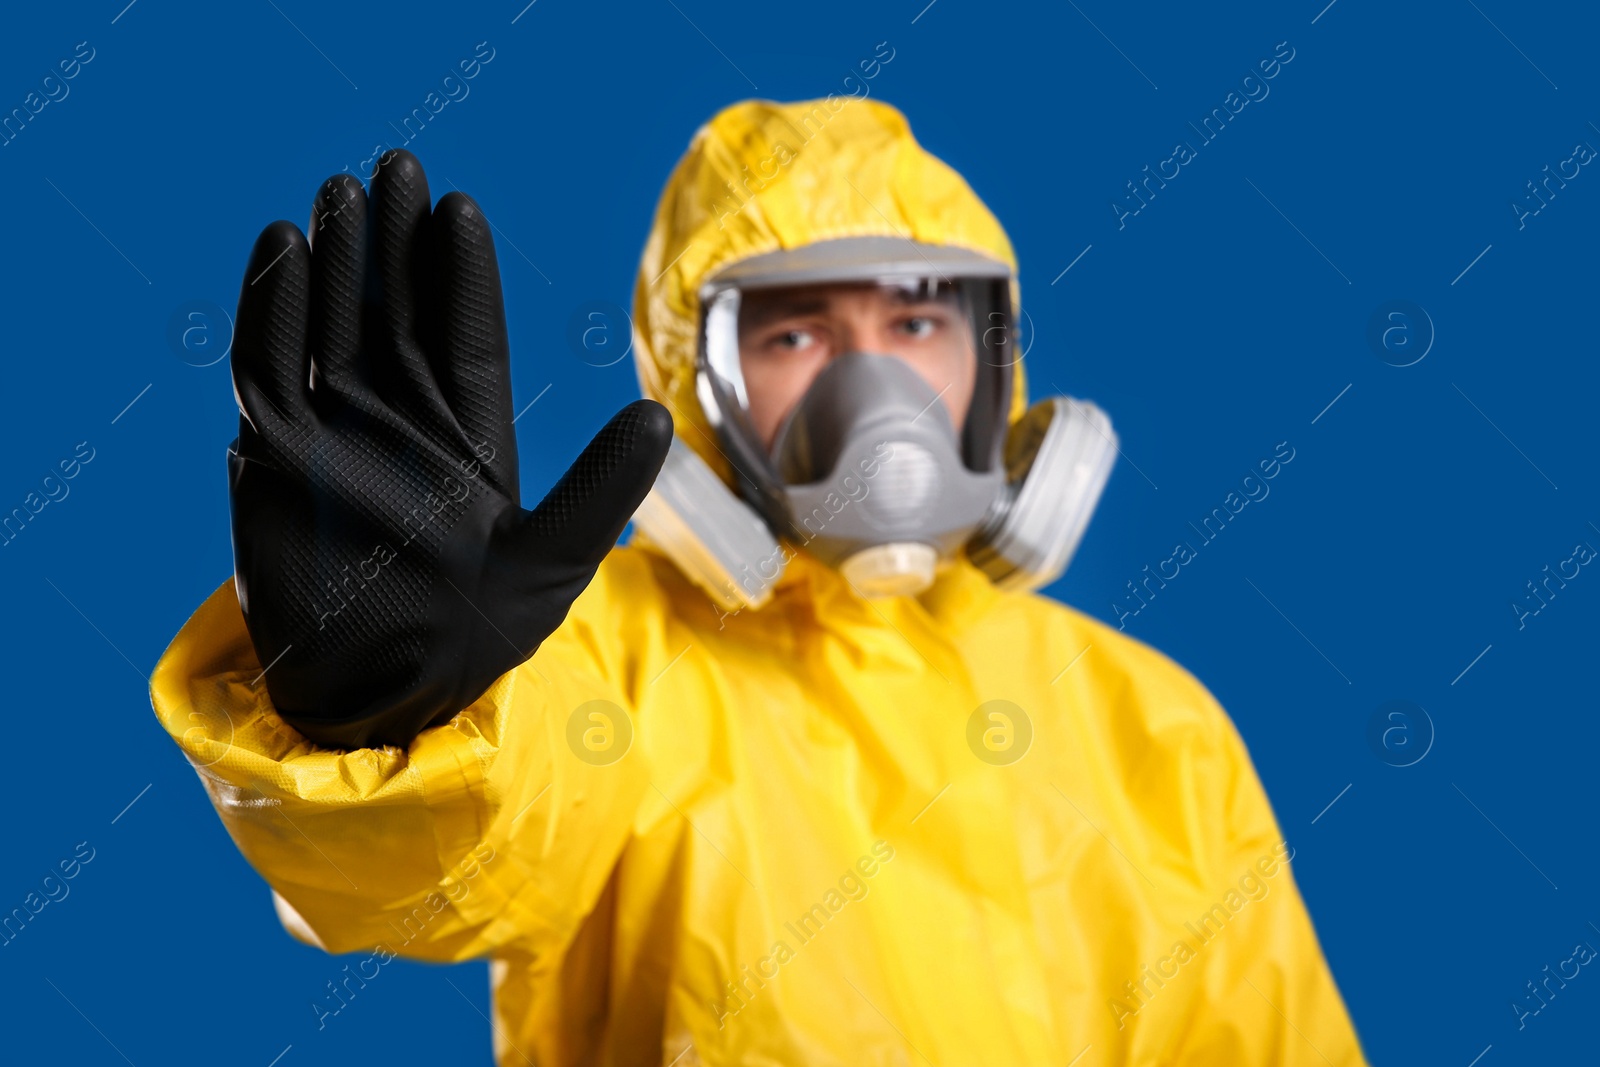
149,578 -> 650,964
1163,692 -> 1369,1066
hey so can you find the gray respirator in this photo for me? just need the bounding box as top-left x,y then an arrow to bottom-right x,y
631,237 -> 1118,610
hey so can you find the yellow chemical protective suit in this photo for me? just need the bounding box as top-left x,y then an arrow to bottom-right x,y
151,98 -> 1369,1066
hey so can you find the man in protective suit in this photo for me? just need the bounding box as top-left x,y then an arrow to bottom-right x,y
152,98 -> 1369,1065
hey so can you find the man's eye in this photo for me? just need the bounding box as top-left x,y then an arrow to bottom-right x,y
773,329 -> 814,350
899,316 -> 939,338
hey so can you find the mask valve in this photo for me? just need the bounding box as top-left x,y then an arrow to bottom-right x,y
839,542 -> 938,598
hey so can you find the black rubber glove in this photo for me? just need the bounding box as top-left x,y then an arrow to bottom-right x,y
227,150 -> 671,750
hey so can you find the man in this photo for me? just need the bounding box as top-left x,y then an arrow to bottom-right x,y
152,98 -> 1368,1065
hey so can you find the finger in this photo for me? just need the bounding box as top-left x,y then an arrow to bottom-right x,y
233,220 -> 312,435
306,172 -> 368,400
431,191 -> 517,499
366,149 -> 454,432
522,400 -> 674,565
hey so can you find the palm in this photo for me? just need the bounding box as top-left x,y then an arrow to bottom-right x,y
228,150 -> 669,748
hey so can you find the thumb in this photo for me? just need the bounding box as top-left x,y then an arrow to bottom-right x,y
522,399 -> 673,565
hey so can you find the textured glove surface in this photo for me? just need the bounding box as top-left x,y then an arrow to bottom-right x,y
228,150 -> 670,749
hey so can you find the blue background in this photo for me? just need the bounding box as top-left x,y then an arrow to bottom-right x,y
1,0 -> 1594,1063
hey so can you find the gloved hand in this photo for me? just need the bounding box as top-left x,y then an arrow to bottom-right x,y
227,150 -> 671,750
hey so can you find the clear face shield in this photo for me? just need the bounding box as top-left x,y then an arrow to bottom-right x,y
631,237 -> 1118,610
698,263 -> 1015,596
702,274 -> 1013,463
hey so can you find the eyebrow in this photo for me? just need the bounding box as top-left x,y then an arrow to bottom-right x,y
738,294 -> 830,331
738,286 -> 960,331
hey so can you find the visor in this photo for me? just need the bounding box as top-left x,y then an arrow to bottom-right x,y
695,237 -> 1018,535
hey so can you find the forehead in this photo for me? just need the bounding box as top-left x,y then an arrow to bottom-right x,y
737,280 -> 960,328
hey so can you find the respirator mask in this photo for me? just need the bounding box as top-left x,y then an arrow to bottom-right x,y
632,237 -> 1117,610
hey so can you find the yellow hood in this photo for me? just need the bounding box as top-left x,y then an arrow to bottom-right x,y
631,97 -> 1028,477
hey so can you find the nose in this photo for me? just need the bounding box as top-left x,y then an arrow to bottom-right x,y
834,308 -> 881,356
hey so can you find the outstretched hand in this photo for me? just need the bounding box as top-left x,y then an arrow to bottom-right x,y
228,149 -> 670,749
